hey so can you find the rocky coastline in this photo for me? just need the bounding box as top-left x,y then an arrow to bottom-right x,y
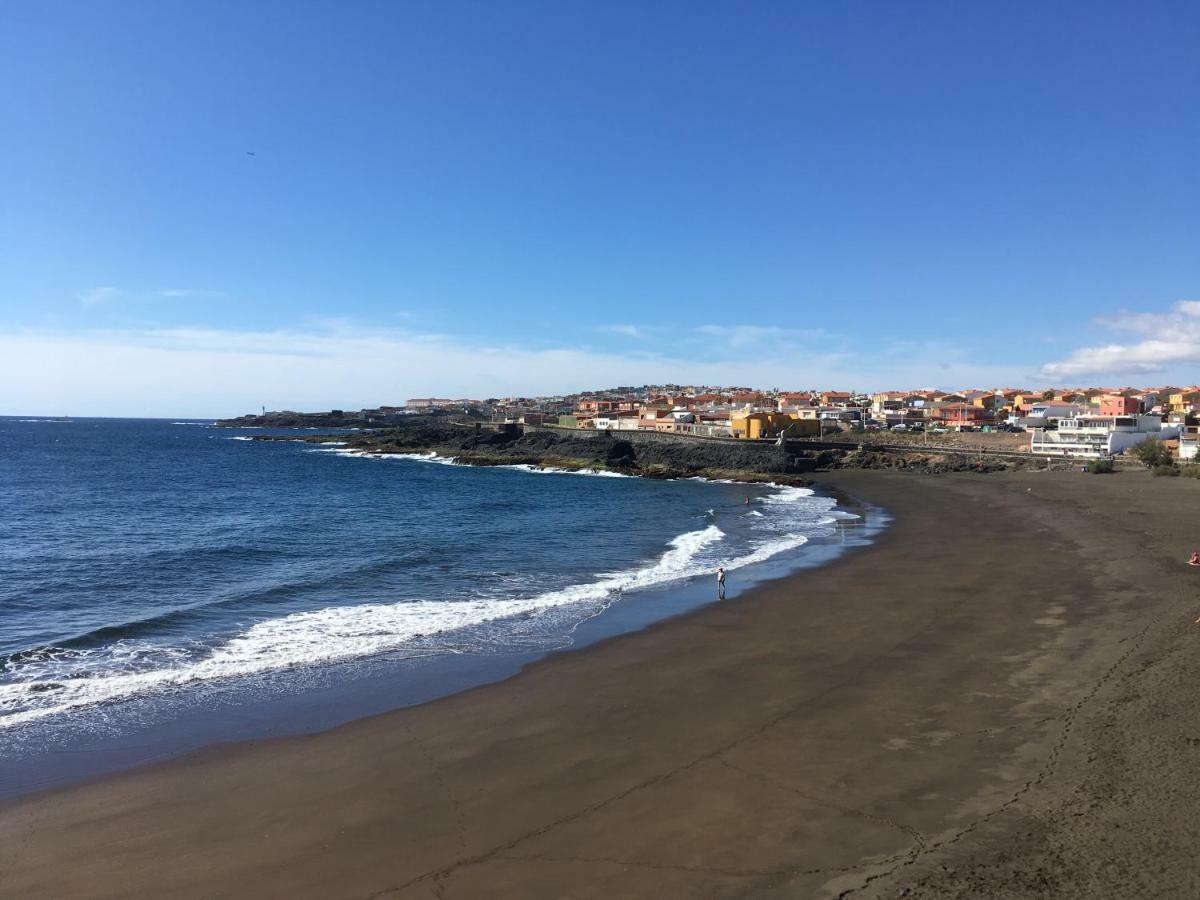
250,422 -> 1036,481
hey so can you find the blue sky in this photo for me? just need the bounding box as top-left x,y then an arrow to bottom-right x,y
2,1 -> 1198,416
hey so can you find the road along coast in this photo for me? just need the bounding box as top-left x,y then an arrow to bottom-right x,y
2,468 -> 1198,898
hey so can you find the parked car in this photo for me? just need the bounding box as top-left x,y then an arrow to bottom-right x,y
891,423 -> 909,432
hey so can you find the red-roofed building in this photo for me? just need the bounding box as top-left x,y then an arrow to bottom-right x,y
1099,395 -> 1140,417
929,403 -> 995,428
777,392 -> 814,408
820,391 -> 852,406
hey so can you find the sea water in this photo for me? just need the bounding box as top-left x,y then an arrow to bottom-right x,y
0,417 -> 873,792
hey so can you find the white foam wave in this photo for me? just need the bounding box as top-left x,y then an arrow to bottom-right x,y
0,526 -> 726,730
759,484 -> 816,502
323,450 -> 630,478
0,474 -> 850,732
723,533 -> 809,570
499,464 -> 632,478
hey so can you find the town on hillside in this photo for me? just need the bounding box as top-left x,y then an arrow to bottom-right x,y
368,386 -> 1200,462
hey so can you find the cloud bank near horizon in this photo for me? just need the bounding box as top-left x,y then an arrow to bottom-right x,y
1038,301 -> 1200,380
1,322 -> 1032,418
4,299 -> 1195,417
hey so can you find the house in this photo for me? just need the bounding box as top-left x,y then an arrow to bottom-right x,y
871,392 -> 909,414
820,391 -> 852,407
1018,403 -> 1088,429
672,411 -> 734,438
929,403 -> 994,428
1030,414 -> 1176,458
819,407 -> 862,422
638,409 -> 676,432
1099,394 -> 1141,417
730,391 -> 764,407
964,391 -> 1012,412
1168,388 -> 1200,413
577,399 -> 617,415
777,392 -> 814,409
730,412 -> 774,439
406,398 -> 454,410
730,411 -> 817,440
1179,426 -> 1199,461
1010,393 -> 1048,416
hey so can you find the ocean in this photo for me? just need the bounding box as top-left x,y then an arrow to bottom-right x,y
0,417 -> 879,794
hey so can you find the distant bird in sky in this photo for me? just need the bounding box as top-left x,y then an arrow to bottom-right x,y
245,151 -> 256,157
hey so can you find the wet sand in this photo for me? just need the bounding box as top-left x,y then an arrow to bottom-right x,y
2,468 -> 1199,899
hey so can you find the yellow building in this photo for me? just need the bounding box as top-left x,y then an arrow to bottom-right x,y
1168,389 -> 1200,411
730,412 -> 820,440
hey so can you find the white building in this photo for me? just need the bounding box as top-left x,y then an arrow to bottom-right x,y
593,415 -> 643,431
1179,426 -> 1199,461
1030,414 -> 1177,458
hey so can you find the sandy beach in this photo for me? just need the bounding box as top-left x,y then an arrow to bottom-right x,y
3,468 -> 1199,899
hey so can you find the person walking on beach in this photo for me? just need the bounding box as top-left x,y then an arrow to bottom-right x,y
717,567 -> 726,600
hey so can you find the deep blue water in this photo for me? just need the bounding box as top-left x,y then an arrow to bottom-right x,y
0,417 -> 874,794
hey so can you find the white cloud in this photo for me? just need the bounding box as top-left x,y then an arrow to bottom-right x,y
154,288 -> 226,299
1039,301 -> 1200,380
0,322 -> 1036,418
76,286 -> 119,307
599,324 -> 649,340
76,286 -> 225,306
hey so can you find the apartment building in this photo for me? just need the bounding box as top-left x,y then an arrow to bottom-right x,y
1030,414 -> 1174,458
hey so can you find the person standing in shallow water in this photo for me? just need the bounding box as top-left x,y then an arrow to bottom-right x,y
717,567 -> 726,600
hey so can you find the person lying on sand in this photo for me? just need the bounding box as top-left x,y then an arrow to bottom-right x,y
1189,551 -> 1200,567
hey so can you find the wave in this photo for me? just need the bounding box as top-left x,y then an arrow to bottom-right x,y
325,449 -> 460,465
724,533 -> 809,570
0,467 -> 850,732
323,449 -> 631,478
497,463 -> 633,478
0,526 -> 727,730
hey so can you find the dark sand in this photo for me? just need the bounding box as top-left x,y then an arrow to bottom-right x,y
3,469 -> 1199,899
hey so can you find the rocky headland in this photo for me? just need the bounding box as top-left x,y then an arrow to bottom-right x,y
250,422 -> 1038,482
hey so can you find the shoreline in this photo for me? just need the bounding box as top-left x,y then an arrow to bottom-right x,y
4,468 -> 1200,898
0,477 -> 880,801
